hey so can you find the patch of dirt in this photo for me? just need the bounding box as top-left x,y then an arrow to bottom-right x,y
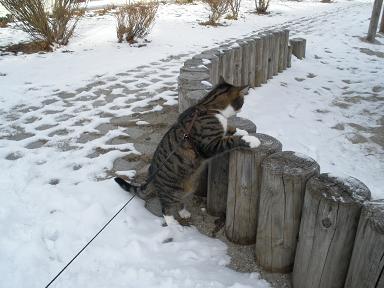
188,198 -> 292,288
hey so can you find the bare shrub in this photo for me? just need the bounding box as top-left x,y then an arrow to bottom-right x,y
0,0 -> 86,46
202,0 -> 230,25
115,2 -> 159,44
227,0 -> 241,20
255,0 -> 270,14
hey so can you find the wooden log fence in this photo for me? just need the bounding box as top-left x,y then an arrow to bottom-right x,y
255,151 -> 320,272
178,29 -> 304,113
225,134 -> 282,245
207,117 -> 257,217
345,200 -> 384,288
292,174 -> 371,288
173,28 -> 380,287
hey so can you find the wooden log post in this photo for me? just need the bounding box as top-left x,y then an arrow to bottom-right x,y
380,4 -> 384,33
292,173 -> 371,288
237,39 -> 250,86
255,151 -> 320,273
260,33 -> 270,84
207,117 -> 257,217
178,62 -> 211,112
211,46 -> 227,80
193,52 -> 220,86
345,200 -> 384,288
254,36 -> 264,87
282,29 -> 290,70
290,38 -> 306,60
287,45 -> 292,68
267,33 -> 274,80
367,0 -> 384,42
244,37 -> 256,88
232,43 -> 242,86
272,31 -> 281,76
277,30 -> 285,73
225,133 -> 282,245
222,45 -> 235,84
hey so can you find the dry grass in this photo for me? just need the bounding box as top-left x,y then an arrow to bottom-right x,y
255,0 -> 270,14
0,0 -> 87,46
2,40 -> 52,54
115,2 -> 159,44
202,0 -> 230,25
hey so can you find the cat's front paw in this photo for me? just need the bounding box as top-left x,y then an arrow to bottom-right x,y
234,128 -> 248,136
241,135 -> 261,148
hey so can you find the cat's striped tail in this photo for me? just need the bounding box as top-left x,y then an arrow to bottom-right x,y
114,177 -> 151,200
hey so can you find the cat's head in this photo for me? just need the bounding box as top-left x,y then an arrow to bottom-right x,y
198,77 -> 248,117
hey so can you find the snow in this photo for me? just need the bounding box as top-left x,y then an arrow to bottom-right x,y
0,0 -> 383,287
240,2 -> 384,198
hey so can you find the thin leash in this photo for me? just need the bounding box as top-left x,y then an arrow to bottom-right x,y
45,194 -> 136,288
45,108 -> 202,287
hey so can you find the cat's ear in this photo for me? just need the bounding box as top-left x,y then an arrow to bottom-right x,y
239,85 -> 249,96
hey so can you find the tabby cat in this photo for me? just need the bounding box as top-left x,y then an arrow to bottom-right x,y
115,79 -> 260,225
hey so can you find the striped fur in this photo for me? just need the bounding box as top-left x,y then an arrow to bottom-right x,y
115,80 -> 250,224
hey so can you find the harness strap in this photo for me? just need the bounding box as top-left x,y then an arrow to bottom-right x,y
183,108 -> 199,140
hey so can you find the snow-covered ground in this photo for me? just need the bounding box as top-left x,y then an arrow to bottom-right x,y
0,0 -> 383,287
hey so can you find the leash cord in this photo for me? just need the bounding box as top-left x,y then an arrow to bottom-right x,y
45,108 -> 202,287
45,194 -> 136,288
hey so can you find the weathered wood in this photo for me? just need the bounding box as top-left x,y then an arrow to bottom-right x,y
254,36 -> 264,87
282,30 -> 290,70
212,46 -> 228,79
178,89 -> 207,113
380,4 -> 384,32
292,173 -> 371,288
344,200 -> 384,288
207,117 -> 257,216
193,52 -> 220,86
290,38 -> 306,60
237,39 -> 249,86
255,151 -> 320,273
273,31 -> 281,76
232,43 -> 242,86
266,33 -> 274,80
225,133 -> 282,245
287,45 -> 292,68
244,37 -> 256,87
178,60 -> 211,112
222,45 -> 235,84
259,33 -> 269,84
367,0 -> 384,42
278,30 -> 287,73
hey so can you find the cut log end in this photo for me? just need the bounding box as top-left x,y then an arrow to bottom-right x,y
228,116 -> 257,133
261,151 -> 319,176
364,200 -> 384,234
307,173 -> 371,205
